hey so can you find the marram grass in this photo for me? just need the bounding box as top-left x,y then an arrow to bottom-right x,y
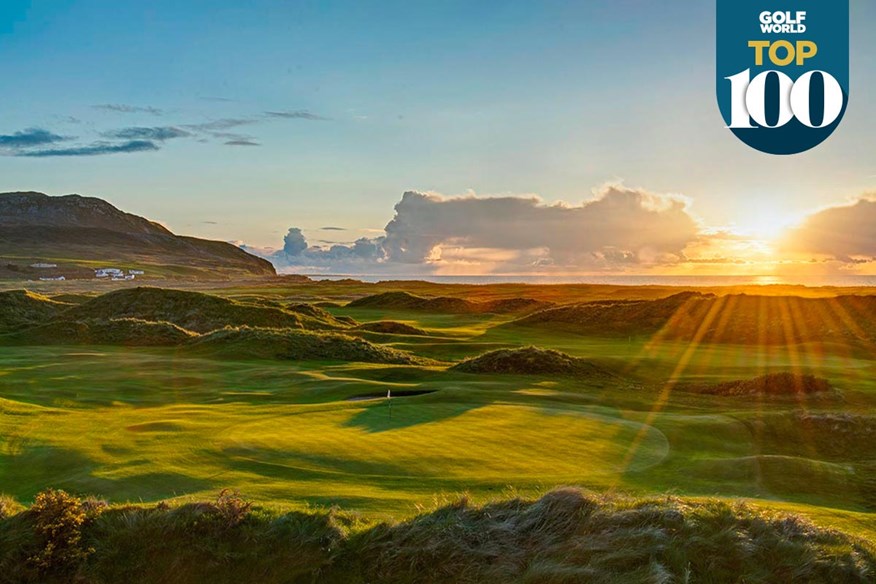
0,487 -> 873,584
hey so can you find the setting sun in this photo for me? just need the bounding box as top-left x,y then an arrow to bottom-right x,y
733,200 -> 800,241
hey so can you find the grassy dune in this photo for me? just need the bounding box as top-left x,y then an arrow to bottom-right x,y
1,488 -> 872,584
0,290 -> 70,332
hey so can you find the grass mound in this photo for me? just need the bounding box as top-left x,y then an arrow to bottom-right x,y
348,291 -> 552,315
685,372 -> 833,397
4,318 -> 196,346
355,321 -> 430,336
507,292 -> 707,336
747,412 -> 876,462
185,326 -> 429,365
0,290 -> 70,332
1,488 -> 871,584
65,287 -> 344,333
348,291 -> 471,312
480,297 -> 553,314
285,302 -> 356,327
349,488 -> 875,584
451,346 -> 613,378
508,292 -> 876,345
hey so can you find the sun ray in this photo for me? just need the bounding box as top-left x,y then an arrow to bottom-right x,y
612,294 -> 731,487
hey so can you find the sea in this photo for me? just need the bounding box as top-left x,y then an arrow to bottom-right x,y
305,274 -> 876,287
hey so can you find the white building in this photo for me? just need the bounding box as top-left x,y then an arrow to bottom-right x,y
31,263 -> 58,269
39,276 -> 66,281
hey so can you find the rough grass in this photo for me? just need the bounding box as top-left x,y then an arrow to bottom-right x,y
354,321 -> 430,336
346,488 -> 876,584
47,294 -> 93,305
451,346 -> 615,379
2,318 -> 196,347
684,373 -> 833,397
746,412 -> 876,462
507,292 -> 876,345
507,292 -> 703,336
285,302 -> 352,324
348,291 -> 552,315
0,488 -> 872,584
184,326 -> 430,365
64,287 -> 347,333
0,290 -> 70,332
0,496 -> 22,519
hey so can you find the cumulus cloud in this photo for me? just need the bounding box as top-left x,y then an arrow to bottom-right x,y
102,126 -> 191,141
283,228 -> 309,256
256,227 -> 386,274
780,197 -> 876,263
381,186 -> 698,268
0,128 -> 69,149
260,186 -> 701,274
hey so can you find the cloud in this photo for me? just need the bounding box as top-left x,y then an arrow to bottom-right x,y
224,139 -> 260,147
102,126 -> 191,141
4,105 -> 334,159
261,185 -> 701,274
16,140 -> 159,157
265,110 -> 330,121
0,125 -> 164,157
780,196 -> 876,263
93,104 -> 164,115
0,128 -> 69,149
282,228 -> 309,256
184,118 -> 256,132
381,186 -> 698,268
321,226 -> 347,231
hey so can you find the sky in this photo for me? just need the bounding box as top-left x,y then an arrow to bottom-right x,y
1,0 -> 876,276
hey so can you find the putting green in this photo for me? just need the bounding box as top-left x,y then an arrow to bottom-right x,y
220,403 -> 670,482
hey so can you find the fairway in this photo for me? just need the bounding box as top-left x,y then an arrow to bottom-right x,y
221,403 -> 669,479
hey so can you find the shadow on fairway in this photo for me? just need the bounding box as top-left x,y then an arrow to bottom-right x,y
0,441 -> 213,501
342,400 -> 486,433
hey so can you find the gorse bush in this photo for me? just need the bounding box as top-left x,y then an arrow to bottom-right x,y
213,489 -> 252,529
27,489 -> 96,576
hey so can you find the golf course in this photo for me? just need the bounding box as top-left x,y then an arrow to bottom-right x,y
1,279 -> 875,582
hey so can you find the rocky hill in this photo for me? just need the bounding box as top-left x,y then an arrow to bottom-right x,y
0,191 -> 275,279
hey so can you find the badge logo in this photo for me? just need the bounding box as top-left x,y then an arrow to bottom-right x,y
717,1 -> 849,155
